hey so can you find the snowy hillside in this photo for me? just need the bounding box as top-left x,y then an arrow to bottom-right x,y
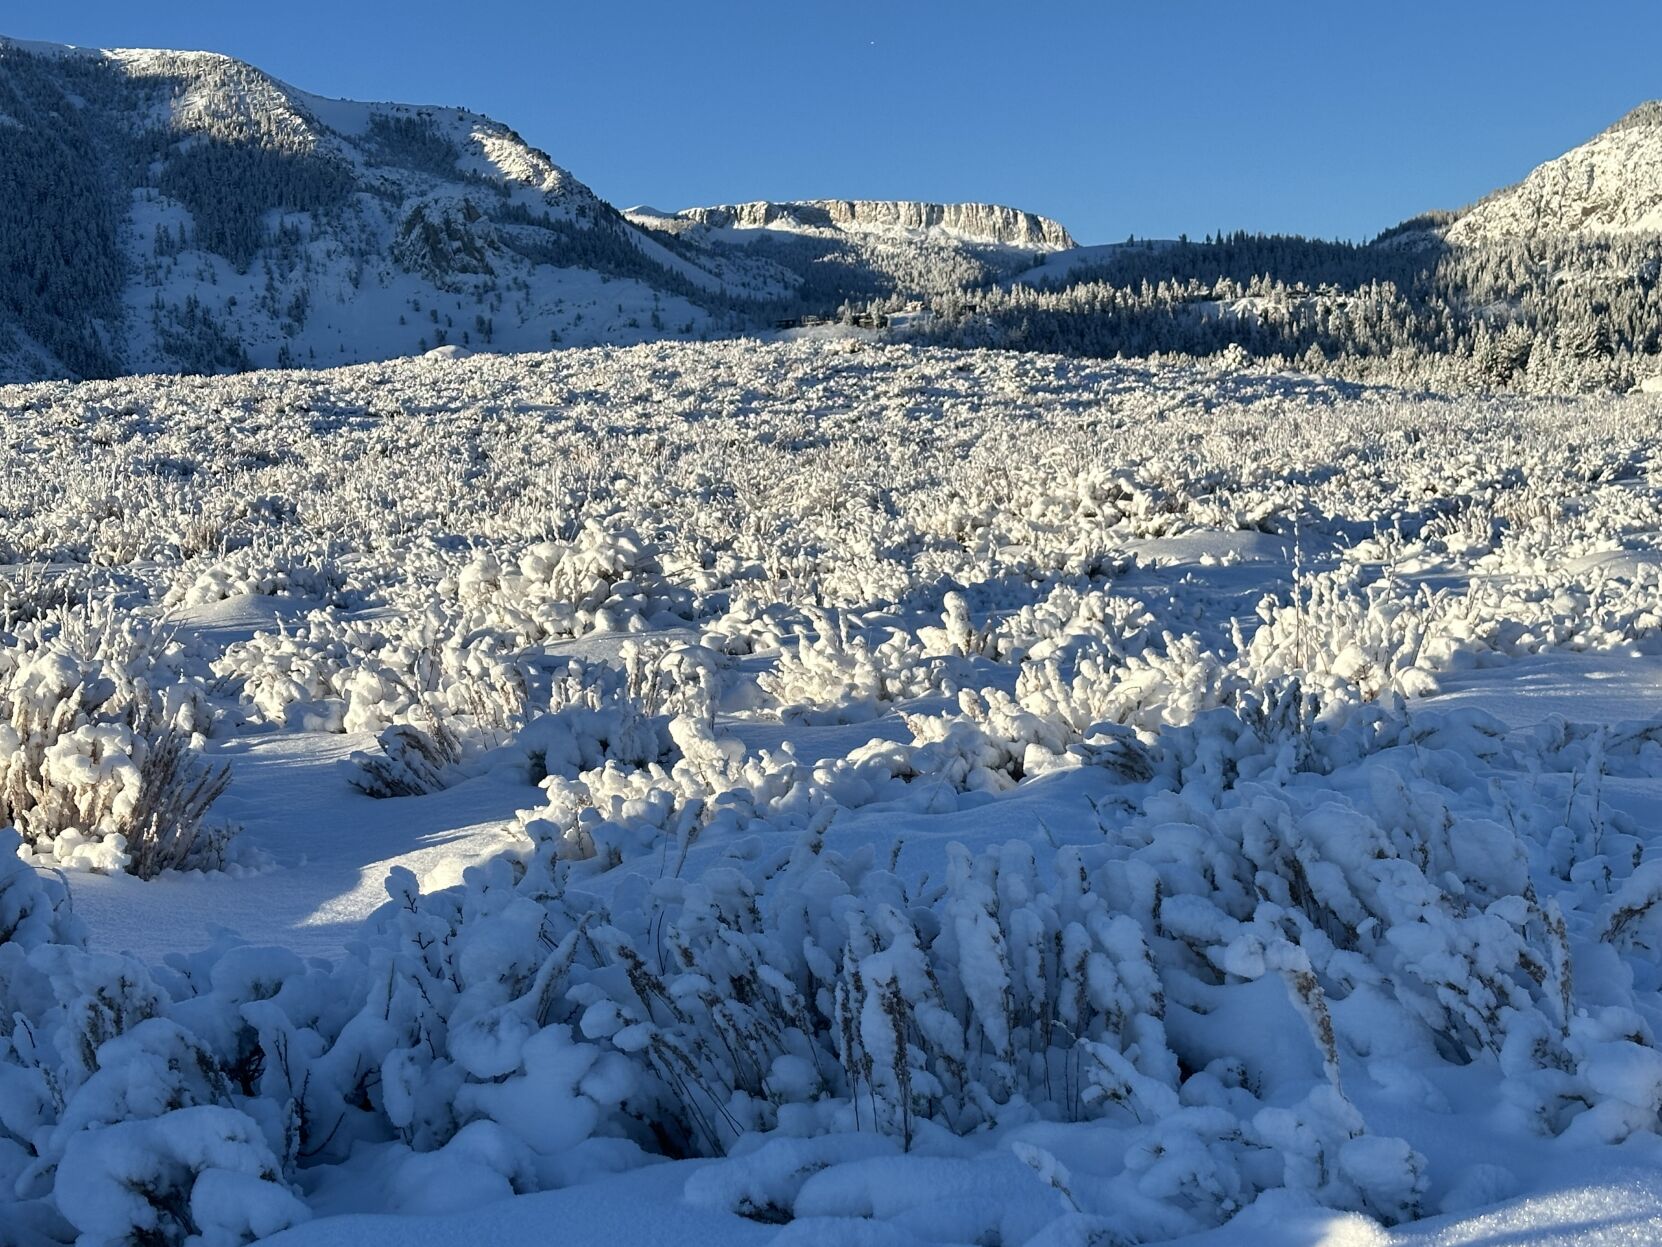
6,341 -> 1662,1244
13,31 -> 1662,396
897,104 -> 1662,393
0,37 -> 751,381
1449,102 -> 1662,243
0,37 -> 1080,383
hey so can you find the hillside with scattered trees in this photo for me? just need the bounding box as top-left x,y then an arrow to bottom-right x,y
5,36 -> 1662,394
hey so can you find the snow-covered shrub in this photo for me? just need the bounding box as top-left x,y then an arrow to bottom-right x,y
54,1101 -> 310,1246
0,827 -> 84,954
348,709 -> 466,798
532,659 -> 677,773
0,565 -> 100,629
0,943 -> 311,1246
117,727 -> 236,880
0,605 -> 230,875
698,593 -> 797,657
216,608 -> 531,739
1242,570 -> 1449,701
213,612 -> 361,729
760,607 -> 936,724
1128,729 -> 1574,1073
7,601 -> 219,738
204,806 -> 1429,1237
336,632 -> 530,740
616,638 -> 726,721
843,687 -> 1076,795
447,522 -> 693,644
12,335 -> 1662,1241
1018,631 -> 1237,736
163,547 -> 355,608
992,585 -> 1157,665
1470,566 -> 1662,655
918,590 -> 996,658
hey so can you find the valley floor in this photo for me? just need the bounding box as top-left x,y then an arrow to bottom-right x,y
6,341 -> 1662,1246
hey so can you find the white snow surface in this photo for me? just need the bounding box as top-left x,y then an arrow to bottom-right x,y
4,341 -> 1662,1245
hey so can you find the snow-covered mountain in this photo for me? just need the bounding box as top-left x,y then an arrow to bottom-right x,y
0,37 -> 742,380
1448,102 -> 1662,244
0,37 -> 1077,381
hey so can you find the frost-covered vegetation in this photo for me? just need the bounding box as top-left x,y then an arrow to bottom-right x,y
6,340 -> 1662,1244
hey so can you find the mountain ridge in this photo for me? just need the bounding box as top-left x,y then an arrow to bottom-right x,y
10,34 -> 1662,392
1447,99 -> 1662,243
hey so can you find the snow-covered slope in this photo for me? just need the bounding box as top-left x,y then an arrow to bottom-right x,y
626,198 -> 1074,307
1449,102 -> 1662,244
0,36 -> 741,381
1005,237 -> 1180,286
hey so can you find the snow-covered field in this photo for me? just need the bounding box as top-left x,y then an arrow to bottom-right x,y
6,340 -> 1662,1245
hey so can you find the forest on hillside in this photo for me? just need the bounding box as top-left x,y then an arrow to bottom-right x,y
896,229 -> 1662,393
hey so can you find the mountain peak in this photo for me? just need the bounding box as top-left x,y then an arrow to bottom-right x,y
0,36 -> 699,381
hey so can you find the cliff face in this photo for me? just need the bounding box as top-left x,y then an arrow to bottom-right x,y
675,200 -> 1076,249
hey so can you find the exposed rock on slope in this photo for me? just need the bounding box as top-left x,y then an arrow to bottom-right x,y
1449,102 -> 1662,243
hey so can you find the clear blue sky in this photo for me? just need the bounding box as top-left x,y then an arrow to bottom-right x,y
6,2 -> 1661,244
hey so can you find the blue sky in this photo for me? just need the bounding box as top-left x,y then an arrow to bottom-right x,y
7,2 -> 1661,244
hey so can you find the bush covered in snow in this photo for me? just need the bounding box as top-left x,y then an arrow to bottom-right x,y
0,602 -> 229,875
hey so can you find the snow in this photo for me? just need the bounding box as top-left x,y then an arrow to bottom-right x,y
1394,1171 -> 1662,1246
265,1163 -> 776,1247
115,181 -> 710,372
68,739 -> 530,961
0,40 -> 728,384
257,1164 -> 1662,1246
6,340 -> 1662,1244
